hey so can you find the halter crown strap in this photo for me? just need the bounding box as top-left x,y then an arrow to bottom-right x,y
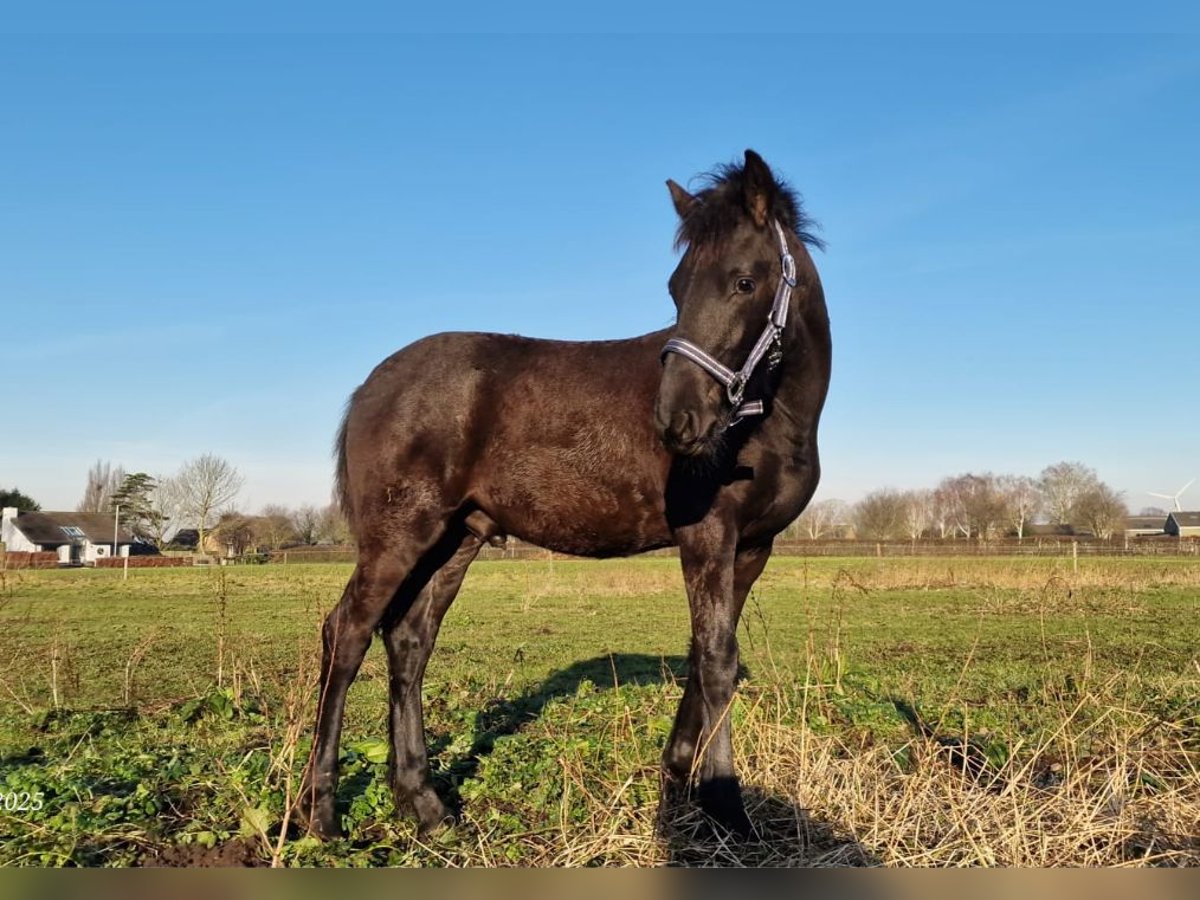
660,219 -> 796,422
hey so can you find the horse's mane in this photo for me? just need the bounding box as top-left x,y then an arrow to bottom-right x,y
674,159 -> 823,253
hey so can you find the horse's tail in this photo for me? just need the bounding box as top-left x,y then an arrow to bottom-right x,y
333,397 -> 354,526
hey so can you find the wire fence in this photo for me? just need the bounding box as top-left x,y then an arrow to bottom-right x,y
11,537 -> 1195,570
771,537 -> 1200,558
257,535 -> 1200,565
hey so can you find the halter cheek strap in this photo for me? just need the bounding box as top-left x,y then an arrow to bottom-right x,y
660,219 -> 797,422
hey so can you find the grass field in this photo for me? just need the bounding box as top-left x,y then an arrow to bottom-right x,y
1,556 -> 1197,866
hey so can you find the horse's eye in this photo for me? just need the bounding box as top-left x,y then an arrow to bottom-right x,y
735,277 -> 756,294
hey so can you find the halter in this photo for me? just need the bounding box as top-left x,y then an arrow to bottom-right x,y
660,219 -> 797,423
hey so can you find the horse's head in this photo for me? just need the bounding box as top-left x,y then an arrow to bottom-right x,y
654,150 -> 821,457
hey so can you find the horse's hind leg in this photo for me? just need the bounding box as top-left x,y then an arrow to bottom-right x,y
379,525 -> 483,833
298,516 -> 449,839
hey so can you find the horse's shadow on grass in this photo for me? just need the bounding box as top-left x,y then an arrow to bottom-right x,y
656,784 -> 879,867
425,652 -> 879,866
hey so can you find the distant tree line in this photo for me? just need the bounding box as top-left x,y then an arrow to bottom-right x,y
65,456 -> 350,554
201,503 -> 352,556
6,456 -> 1141,554
789,461 -> 1132,542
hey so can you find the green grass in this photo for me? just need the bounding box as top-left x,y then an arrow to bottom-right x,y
1,556 -> 1198,866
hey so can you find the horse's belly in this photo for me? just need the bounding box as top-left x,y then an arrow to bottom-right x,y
475,456 -> 671,557
514,517 -> 673,558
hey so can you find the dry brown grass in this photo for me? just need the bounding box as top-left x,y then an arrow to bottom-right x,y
482,555 -> 1200,607
463,687 -> 1200,867
775,557 -> 1200,594
738,714 -> 1198,866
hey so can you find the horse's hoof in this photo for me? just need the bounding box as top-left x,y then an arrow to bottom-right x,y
294,806 -> 341,841
698,776 -> 755,840
408,787 -> 455,835
714,806 -> 754,840
293,791 -> 341,841
416,811 -> 456,836
307,817 -> 343,841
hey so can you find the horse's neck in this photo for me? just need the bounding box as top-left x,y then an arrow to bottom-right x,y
758,314 -> 829,447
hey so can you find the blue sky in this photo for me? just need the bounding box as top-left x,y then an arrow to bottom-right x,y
2,34 -> 1198,514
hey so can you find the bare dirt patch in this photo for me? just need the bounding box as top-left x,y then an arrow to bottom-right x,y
142,837 -> 264,868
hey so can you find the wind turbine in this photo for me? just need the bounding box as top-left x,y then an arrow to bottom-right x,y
1148,479 -> 1196,513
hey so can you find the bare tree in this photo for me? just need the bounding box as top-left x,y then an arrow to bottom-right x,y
1039,461 -> 1099,526
316,502 -> 352,546
256,504 -> 297,550
175,454 -> 244,555
291,504 -> 322,545
145,475 -> 183,550
791,498 -> 847,540
853,489 -> 907,541
212,510 -> 255,557
77,460 -> 126,513
962,473 -> 1008,540
997,474 -> 1042,540
900,489 -> 934,543
930,483 -> 958,539
936,473 -> 1006,541
1075,484 -> 1128,540
935,476 -> 972,539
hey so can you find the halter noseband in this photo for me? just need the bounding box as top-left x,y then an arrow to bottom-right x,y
660,219 -> 797,423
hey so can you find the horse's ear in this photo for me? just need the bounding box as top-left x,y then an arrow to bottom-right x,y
742,149 -> 773,228
666,179 -> 696,219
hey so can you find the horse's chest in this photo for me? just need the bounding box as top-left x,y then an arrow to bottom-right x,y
730,453 -> 815,541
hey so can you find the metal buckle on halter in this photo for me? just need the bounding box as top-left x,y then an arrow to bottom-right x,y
726,372 -> 746,406
780,251 -> 797,288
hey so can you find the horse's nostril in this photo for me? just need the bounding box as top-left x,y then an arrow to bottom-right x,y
653,405 -> 671,435
672,411 -> 697,444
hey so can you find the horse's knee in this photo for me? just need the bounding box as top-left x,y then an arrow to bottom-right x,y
320,607 -> 340,652
694,632 -> 738,673
321,604 -> 368,657
384,621 -> 423,660
662,736 -> 696,780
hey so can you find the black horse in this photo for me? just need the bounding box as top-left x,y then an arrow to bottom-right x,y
299,150 -> 832,839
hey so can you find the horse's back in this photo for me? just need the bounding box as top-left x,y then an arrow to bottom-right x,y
348,328 -> 667,432
338,329 -> 674,552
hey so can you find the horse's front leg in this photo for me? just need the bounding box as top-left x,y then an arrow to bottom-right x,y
665,538 -> 772,836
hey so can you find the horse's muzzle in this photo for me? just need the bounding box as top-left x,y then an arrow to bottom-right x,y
655,407 -> 716,457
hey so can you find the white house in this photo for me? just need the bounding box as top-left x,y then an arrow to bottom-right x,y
1,507 -> 135,565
